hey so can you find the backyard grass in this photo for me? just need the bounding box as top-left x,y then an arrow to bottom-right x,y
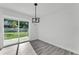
4,32 -> 28,40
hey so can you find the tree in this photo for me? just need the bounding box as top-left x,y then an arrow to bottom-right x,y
11,21 -> 17,28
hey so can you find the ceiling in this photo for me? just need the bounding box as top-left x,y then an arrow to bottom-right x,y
0,3 -> 78,18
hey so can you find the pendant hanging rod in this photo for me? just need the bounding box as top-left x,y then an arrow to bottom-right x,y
34,3 -> 38,18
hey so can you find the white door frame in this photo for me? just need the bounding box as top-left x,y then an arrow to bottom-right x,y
3,15 -> 31,46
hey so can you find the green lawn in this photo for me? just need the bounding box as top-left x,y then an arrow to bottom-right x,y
4,32 -> 28,40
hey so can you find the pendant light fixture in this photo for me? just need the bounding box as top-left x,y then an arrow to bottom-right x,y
32,3 -> 40,23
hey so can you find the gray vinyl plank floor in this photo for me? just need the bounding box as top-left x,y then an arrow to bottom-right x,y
30,39 -> 77,55
0,39 -> 77,55
0,42 -> 36,55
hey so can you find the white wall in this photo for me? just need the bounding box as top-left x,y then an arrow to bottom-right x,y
0,13 -> 4,49
38,4 -> 79,54
0,8 -> 38,49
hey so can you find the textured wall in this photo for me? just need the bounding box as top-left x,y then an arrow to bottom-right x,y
38,4 -> 79,54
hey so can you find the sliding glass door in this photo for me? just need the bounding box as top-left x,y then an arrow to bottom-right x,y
4,18 -> 29,46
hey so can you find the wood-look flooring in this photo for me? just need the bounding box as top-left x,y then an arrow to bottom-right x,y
0,39 -> 77,55
30,39 -> 77,55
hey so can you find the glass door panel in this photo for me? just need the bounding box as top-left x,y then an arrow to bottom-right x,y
19,21 -> 29,42
4,18 -> 18,46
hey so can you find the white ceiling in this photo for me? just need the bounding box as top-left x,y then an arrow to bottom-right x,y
0,3 -> 79,17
